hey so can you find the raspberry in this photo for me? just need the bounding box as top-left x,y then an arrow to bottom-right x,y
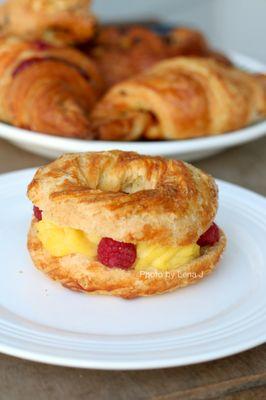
97,237 -> 137,269
33,41 -> 53,51
197,222 -> 220,246
33,206 -> 43,221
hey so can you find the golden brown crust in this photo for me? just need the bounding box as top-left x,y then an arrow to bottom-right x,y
27,151 -> 218,247
166,27 -> 232,66
0,36 -> 103,137
85,25 -> 168,90
28,218 -> 226,299
91,57 -> 266,140
0,0 -> 96,44
83,25 -> 231,91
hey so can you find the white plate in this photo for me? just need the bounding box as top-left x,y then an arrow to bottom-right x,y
0,168 -> 265,370
0,51 -> 266,161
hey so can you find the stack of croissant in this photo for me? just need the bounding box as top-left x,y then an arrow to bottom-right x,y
0,0 -> 265,140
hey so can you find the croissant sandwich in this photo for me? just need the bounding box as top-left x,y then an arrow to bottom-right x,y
0,0 -> 96,44
27,150 -> 226,299
91,57 -> 266,140
0,37 -> 103,137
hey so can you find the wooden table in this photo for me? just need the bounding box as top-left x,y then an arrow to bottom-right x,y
0,137 -> 265,400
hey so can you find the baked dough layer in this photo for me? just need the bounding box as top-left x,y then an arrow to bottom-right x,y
28,219 -> 226,299
0,36 -> 102,137
27,151 -> 218,247
0,0 -> 96,44
91,57 -> 266,140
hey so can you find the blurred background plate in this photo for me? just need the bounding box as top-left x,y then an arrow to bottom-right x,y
0,51 -> 265,161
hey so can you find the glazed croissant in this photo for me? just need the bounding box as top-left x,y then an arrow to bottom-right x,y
82,25 -> 232,90
0,0 -> 96,44
0,37 -> 102,137
91,57 -> 266,140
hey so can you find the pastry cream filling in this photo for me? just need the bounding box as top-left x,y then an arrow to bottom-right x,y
36,220 -> 200,271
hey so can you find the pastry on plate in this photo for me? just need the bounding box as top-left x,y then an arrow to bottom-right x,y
83,25 -> 167,90
27,150 -> 226,299
0,0 -> 96,44
166,27 -> 231,66
90,57 -> 266,140
0,37 -> 103,138
83,24 -> 231,90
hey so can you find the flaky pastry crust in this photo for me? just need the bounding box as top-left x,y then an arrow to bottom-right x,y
0,36 -> 102,137
82,25 -> 231,91
28,219 -> 226,299
27,151 -> 218,247
0,0 -> 96,44
91,57 -> 266,140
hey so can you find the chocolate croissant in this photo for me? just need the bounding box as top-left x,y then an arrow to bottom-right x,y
82,25 -> 231,90
91,57 -> 266,140
0,0 -> 96,44
165,27 -> 232,66
0,37 -> 103,137
83,25 -> 168,90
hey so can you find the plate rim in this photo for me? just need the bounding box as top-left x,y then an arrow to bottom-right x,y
0,334 -> 265,370
0,167 -> 266,369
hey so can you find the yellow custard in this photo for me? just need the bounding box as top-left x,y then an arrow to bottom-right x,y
135,242 -> 200,271
36,220 -> 200,270
37,220 -> 97,258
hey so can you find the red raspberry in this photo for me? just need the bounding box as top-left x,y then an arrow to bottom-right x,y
97,237 -> 137,269
33,41 -> 53,51
33,206 -> 43,221
197,222 -> 220,246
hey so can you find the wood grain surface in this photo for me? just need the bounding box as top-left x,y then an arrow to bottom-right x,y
0,136 -> 265,400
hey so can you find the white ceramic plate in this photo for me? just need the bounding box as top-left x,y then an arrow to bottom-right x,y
0,51 -> 266,161
0,168 -> 265,369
